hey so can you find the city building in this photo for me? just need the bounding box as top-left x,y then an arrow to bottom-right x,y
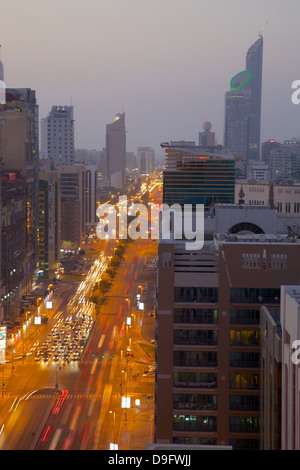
260,305 -> 281,449
199,121 -> 215,147
161,143 -> 235,207
244,36 -> 263,161
58,165 -> 86,249
1,171 -> 27,319
280,285 -> 300,450
41,105 -> 74,165
224,36 -> 263,162
261,139 -> 280,165
106,112 -> 126,189
85,165 -> 98,231
269,142 -> 300,182
224,90 -> 250,160
246,160 -> 269,180
137,147 -> 155,175
37,171 -> 61,279
0,93 -> 37,305
156,232 -> 300,449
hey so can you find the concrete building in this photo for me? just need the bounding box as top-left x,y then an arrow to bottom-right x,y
199,121 -> 215,147
106,112 -> 126,189
161,143 -> 235,207
41,105 -> 74,165
224,90 -> 250,160
269,142 -> 300,182
156,232 -> 300,449
1,171 -> 27,318
0,95 -> 36,306
244,36 -> 263,161
85,165 -> 98,231
260,305 -> 282,449
37,171 -> 61,279
137,147 -> 155,175
280,285 -> 300,450
58,165 -> 86,249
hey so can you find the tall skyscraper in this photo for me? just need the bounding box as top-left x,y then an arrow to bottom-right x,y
244,36 -> 263,161
162,143 -> 235,208
224,90 -> 251,160
41,105 -> 74,165
106,112 -> 126,189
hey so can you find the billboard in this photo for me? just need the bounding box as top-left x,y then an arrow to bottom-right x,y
0,327 -> 6,363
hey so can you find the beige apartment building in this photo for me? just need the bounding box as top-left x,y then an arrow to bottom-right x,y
156,233 -> 300,449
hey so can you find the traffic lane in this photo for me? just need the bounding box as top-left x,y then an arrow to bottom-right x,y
0,390 -> 57,450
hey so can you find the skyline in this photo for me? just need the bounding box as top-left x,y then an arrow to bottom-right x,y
1,0 -> 300,159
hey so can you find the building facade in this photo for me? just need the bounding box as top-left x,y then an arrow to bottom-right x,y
106,112 -> 126,189
37,171 -> 61,279
161,143 -> 235,207
41,105 -> 74,165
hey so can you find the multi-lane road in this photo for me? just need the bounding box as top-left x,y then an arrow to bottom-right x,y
0,238 -> 156,450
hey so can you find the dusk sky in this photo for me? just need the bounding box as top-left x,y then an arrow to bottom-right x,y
1,0 -> 300,160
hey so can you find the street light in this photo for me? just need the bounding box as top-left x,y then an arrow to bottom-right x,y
109,410 -> 116,447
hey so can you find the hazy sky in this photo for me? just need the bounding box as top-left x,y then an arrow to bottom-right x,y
1,0 -> 300,159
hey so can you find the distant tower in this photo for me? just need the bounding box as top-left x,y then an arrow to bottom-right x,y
199,121 -> 215,147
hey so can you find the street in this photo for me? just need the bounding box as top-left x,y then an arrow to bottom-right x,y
0,238 -> 157,450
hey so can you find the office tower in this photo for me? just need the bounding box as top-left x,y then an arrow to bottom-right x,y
59,165 -> 86,248
41,106 -> 74,165
137,147 -> 155,175
224,90 -> 251,160
106,112 -> 126,189
244,36 -> 263,161
156,233 -> 300,449
1,171 -> 27,318
0,93 -> 36,301
280,285 -> 300,450
199,121 -> 215,147
162,143 -> 235,207
37,171 -> 61,279
269,142 -> 300,182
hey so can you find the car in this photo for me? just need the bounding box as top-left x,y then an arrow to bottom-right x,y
35,355 -> 41,362
53,354 -> 60,361
126,348 -> 133,356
